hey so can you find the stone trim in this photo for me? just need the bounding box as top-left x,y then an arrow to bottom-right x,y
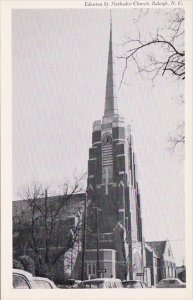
96,185 -> 101,189
99,240 -> 114,243
92,141 -> 101,145
85,259 -> 115,263
119,171 -> 125,174
113,139 -> 125,142
100,183 -> 115,186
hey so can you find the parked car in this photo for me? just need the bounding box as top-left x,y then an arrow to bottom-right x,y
78,278 -> 123,288
122,280 -> 147,288
32,277 -> 58,289
13,269 -> 34,289
13,269 -> 58,289
69,280 -> 82,289
62,279 -> 82,288
156,278 -> 186,288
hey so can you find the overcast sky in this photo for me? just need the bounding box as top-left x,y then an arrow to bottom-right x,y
12,8 -> 184,265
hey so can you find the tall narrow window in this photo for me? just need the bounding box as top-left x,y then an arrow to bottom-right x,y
102,133 -> 113,187
88,263 -> 91,275
92,264 -> 96,275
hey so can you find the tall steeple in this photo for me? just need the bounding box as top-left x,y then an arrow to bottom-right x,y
85,11 -> 144,282
104,13 -> 119,119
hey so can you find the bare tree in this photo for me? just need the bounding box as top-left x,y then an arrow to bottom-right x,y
119,9 -> 184,85
118,9 -> 185,149
13,176 -> 86,278
168,121 -> 185,151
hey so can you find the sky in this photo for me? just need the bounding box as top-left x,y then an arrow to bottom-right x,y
12,8 -> 185,265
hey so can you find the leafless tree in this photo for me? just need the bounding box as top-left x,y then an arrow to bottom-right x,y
168,121 -> 185,151
118,9 -> 185,149
13,176 -> 86,277
119,9 -> 184,85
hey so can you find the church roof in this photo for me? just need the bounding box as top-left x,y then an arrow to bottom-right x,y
13,192 -> 86,219
146,241 -> 167,257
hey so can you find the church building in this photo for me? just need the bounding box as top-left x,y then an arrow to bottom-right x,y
12,16 -> 177,285
81,18 -> 144,281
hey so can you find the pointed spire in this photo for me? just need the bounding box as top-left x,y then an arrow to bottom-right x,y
104,12 -> 119,118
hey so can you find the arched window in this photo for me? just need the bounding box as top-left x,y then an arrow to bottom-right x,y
88,264 -> 91,274
92,264 -> 96,275
87,262 -> 97,276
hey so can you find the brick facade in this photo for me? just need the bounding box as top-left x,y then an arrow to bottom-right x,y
82,20 -> 144,281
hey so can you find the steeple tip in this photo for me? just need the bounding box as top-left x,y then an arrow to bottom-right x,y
110,10 -> 112,28
104,12 -> 119,119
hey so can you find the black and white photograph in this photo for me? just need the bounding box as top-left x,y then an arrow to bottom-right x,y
1,1 -> 192,299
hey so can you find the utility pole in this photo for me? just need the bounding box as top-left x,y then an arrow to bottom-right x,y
81,189 -> 88,281
141,238 -> 145,282
93,206 -> 102,278
96,208 -> 100,278
140,212 -> 145,283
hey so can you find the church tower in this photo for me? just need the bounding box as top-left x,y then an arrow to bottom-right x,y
84,17 -> 144,281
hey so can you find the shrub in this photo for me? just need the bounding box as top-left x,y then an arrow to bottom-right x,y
13,259 -> 24,270
18,255 -> 35,275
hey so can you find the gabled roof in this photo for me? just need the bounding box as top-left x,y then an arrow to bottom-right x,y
13,193 -> 86,219
146,241 -> 167,257
145,242 -> 155,253
176,266 -> 185,274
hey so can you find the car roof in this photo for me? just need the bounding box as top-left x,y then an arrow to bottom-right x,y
122,280 -> 143,283
82,278 -> 121,283
33,277 -> 55,284
160,278 -> 179,281
33,277 -> 52,281
13,268 -> 33,280
33,276 -> 56,286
